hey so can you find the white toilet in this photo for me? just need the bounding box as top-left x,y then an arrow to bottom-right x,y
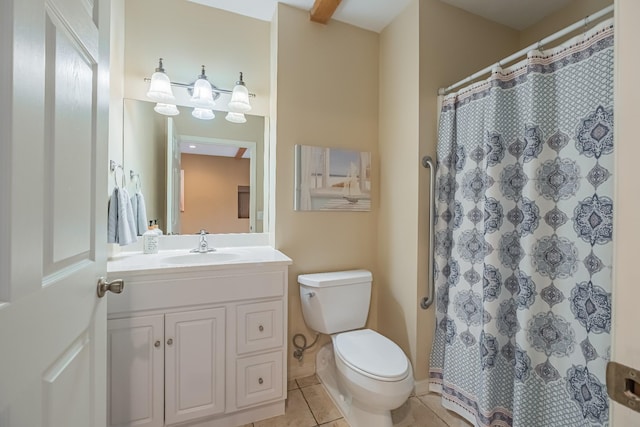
298,270 -> 414,427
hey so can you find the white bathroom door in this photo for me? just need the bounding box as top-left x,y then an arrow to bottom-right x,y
0,0 -> 111,425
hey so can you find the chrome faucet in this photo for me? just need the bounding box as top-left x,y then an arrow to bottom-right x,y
191,229 -> 216,253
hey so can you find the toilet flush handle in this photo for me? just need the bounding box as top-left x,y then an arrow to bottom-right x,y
305,291 -> 316,298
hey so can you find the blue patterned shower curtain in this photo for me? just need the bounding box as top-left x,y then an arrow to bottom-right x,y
429,20 -> 614,427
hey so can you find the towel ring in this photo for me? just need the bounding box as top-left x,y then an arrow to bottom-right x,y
111,163 -> 126,188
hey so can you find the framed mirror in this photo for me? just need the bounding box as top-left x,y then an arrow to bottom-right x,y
122,98 -> 267,235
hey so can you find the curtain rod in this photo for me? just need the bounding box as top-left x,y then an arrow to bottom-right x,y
438,4 -> 614,96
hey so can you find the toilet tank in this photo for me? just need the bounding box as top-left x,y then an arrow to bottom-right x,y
298,270 -> 372,334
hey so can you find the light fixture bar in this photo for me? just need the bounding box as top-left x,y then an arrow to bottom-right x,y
145,59 -> 254,122
143,78 -> 256,98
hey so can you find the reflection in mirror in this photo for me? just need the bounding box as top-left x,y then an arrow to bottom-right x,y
123,99 -> 266,235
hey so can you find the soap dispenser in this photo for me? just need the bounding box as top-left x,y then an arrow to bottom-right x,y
143,221 -> 159,254
152,219 -> 163,235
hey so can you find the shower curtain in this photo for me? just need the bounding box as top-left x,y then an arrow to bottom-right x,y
429,20 -> 614,427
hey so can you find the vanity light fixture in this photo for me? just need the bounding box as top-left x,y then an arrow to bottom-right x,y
225,111 -> 247,124
192,107 -> 215,120
145,58 -> 254,123
153,103 -> 179,116
146,58 -> 175,102
190,66 -> 216,109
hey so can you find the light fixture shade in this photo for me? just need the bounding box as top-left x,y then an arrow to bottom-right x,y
225,111 -> 246,123
154,103 -> 180,116
192,108 -> 215,120
147,71 -> 175,102
191,66 -> 216,109
228,72 -> 251,113
147,59 -> 175,102
228,83 -> 251,113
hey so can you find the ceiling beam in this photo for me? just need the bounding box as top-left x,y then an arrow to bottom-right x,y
310,0 -> 342,25
235,147 -> 247,159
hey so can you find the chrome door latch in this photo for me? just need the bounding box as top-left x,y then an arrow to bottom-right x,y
607,361 -> 640,413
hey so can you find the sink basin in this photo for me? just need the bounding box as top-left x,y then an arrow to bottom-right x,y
162,252 -> 239,266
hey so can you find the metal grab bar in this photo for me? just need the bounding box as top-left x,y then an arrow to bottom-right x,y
420,155 -> 435,309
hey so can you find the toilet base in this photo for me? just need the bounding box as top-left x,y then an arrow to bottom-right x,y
316,343 -> 352,421
315,343 -> 402,427
350,399 -> 393,427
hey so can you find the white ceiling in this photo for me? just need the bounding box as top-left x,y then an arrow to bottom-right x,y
189,0 -> 574,32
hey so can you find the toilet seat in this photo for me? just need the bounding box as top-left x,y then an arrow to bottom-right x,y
333,329 -> 409,382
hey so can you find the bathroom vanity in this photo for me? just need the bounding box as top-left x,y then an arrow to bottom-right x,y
106,247 -> 291,427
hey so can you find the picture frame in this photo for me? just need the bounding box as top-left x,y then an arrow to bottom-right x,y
294,144 -> 371,211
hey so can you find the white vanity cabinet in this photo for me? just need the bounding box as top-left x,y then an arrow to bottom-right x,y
165,307 -> 226,424
108,314 -> 164,427
107,308 -> 226,427
106,256 -> 290,427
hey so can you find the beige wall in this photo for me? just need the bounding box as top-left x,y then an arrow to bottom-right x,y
377,0 -> 421,379
180,154 -> 250,234
273,4 -> 380,379
519,0 -> 613,47
377,0 -> 519,382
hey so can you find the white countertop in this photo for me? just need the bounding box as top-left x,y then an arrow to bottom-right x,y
107,246 -> 292,274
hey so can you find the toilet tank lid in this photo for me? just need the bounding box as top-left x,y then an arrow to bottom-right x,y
298,270 -> 372,287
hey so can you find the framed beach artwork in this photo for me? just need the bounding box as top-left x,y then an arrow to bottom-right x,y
294,145 -> 371,211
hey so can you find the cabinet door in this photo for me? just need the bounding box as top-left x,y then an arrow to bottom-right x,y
165,307 -> 226,425
107,315 -> 164,427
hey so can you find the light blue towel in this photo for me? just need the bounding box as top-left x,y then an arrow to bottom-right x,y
108,187 -> 137,245
131,191 -> 148,236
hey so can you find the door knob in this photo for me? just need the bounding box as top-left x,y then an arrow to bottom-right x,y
96,277 -> 125,298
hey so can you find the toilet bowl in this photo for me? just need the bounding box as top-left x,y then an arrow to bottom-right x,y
298,270 -> 414,427
332,330 -> 414,426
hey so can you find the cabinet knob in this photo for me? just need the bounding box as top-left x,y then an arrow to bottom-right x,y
258,377 -> 264,385
154,340 -> 161,348
167,338 -> 173,345
259,325 -> 264,332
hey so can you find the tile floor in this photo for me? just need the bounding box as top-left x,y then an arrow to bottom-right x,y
239,375 -> 471,427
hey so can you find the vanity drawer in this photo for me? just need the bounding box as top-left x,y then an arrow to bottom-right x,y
236,300 -> 284,354
236,351 -> 283,408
